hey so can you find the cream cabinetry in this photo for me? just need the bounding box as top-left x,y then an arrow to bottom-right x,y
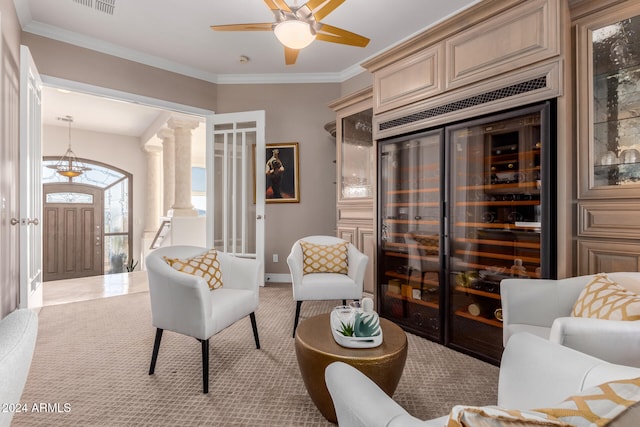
329,88 -> 376,294
373,44 -> 444,114
364,0 -> 560,117
445,0 -> 559,90
575,1 -> 640,274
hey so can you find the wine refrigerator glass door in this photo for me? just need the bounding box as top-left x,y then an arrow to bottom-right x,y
378,129 -> 443,342
446,104 -> 549,363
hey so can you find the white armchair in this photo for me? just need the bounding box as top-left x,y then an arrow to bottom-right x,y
325,332 -> 640,427
0,309 -> 38,427
501,272 -> 640,367
287,236 -> 368,337
145,245 -> 261,393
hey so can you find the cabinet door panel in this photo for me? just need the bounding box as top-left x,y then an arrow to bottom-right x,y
374,45 -> 443,113
579,201 -> 640,239
446,0 -> 559,89
578,239 -> 640,275
359,228 -> 376,294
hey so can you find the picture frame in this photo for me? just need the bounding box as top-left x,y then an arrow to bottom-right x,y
262,142 -> 300,203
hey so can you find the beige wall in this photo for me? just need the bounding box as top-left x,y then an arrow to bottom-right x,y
0,0 -> 24,317
22,35 -> 342,278
21,33 -> 218,112
217,84 -> 341,275
43,125 -> 147,268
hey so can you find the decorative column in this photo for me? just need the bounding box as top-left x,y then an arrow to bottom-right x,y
143,144 -> 163,237
167,117 -> 199,217
157,128 -> 175,216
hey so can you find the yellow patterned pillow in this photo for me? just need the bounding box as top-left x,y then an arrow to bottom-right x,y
164,249 -> 223,290
572,273 -> 640,320
447,376 -> 640,427
300,241 -> 348,274
535,377 -> 640,427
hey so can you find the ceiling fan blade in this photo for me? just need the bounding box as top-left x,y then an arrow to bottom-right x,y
210,23 -> 274,31
284,47 -> 299,65
308,0 -> 345,21
264,0 -> 291,12
317,24 -> 370,47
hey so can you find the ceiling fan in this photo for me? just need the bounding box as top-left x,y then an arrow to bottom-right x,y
210,0 -> 370,65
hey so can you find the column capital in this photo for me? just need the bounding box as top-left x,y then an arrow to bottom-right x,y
168,117 -> 199,131
144,144 -> 163,154
157,127 -> 174,141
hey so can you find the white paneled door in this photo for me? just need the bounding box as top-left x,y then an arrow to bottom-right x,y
206,111 -> 265,285
19,46 -> 43,309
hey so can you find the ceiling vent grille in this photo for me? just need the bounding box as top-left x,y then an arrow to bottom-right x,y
72,0 -> 116,15
378,76 -> 548,132
95,0 -> 116,15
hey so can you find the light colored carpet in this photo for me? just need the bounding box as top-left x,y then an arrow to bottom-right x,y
13,283 -> 499,426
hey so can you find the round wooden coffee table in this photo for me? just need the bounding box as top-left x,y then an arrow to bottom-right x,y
294,313 -> 408,423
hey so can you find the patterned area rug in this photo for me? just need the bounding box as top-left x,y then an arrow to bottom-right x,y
13,283 -> 498,426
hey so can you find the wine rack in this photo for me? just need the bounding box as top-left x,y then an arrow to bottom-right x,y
377,102 -> 554,365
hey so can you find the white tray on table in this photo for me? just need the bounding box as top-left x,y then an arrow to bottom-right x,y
330,310 -> 383,348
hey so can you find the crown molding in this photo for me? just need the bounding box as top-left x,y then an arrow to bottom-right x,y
23,20 -> 368,85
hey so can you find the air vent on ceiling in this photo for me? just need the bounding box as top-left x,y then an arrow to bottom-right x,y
72,0 -> 116,15
378,77 -> 548,132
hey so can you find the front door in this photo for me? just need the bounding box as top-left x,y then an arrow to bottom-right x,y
43,184 -> 103,281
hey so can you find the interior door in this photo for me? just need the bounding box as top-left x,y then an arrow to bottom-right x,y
43,184 -> 103,281
19,46 -> 43,308
206,111 -> 265,284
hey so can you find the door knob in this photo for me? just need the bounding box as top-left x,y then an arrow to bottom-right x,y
10,218 -> 19,226
28,218 -> 39,226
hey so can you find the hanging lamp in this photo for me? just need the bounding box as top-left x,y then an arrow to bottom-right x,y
47,115 -> 91,178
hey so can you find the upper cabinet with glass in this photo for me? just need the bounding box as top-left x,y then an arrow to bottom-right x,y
340,108 -> 374,200
577,5 -> 640,198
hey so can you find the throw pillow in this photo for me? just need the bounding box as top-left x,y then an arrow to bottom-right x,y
300,241 -> 348,274
572,273 -> 640,320
164,248 -> 223,290
446,376 -> 640,427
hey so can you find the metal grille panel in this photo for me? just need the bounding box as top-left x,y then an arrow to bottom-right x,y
379,77 -> 548,131
72,0 -> 115,15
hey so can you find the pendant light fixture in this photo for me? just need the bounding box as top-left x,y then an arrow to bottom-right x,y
47,115 -> 91,178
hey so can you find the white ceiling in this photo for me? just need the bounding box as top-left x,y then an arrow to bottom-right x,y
15,0 -> 480,139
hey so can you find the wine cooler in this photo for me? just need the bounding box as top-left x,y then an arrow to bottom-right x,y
377,102 -> 555,364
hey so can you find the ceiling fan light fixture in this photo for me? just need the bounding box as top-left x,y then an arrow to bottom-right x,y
274,20 -> 316,49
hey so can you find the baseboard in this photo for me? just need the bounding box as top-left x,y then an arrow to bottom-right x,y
265,273 -> 291,283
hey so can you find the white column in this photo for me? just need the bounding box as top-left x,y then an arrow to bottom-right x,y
143,144 -> 163,236
157,128 -> 175,216
167,117 -> 199,217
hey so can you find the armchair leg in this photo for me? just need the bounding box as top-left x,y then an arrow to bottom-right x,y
201,338 -> 209,394
293,301 -> 303,338
250,312 -> 260,349
149,328 -> 163,375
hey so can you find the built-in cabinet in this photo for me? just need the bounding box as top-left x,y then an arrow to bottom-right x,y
330,0 -> 640,364
575,1 -> 640,274
330,88 -> 376,294
363,0 -> 563,364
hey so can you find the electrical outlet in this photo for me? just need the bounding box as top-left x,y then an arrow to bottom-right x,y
272,253 -> 279,263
